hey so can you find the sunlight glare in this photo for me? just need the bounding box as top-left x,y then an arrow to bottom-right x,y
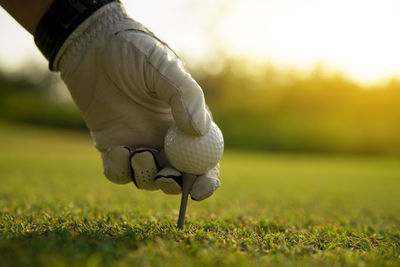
217,0 -> 400,83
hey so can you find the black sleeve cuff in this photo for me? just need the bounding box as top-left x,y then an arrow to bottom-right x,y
34,0 -> 118,71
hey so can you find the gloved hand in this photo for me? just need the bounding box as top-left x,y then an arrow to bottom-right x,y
52,2 -> 220,200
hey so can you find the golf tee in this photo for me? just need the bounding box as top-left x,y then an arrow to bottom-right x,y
177,174 -> 197,229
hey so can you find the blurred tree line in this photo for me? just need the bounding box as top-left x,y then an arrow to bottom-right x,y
0,66 -> 85,130
1,61 -> 399,155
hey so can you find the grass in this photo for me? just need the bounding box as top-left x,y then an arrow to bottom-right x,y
0,122 -> 399,266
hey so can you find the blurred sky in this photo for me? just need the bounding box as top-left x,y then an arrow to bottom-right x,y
0,0 -> 400,84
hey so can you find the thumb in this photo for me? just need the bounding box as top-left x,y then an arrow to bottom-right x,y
150,44 -> 211,135
168,77 -> 211,136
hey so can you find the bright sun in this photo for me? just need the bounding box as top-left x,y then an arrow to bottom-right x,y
1,0 -> 399,84
217,0 -> 400,84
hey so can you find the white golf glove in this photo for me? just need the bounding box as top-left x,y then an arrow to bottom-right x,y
53,3 -> 220,200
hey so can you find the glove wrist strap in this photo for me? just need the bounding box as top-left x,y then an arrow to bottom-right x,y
34,0 -> 119,71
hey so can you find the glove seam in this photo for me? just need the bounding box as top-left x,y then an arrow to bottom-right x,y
154,175 -> 183,187
125,146 -> 138,188
154,174 -> 181,180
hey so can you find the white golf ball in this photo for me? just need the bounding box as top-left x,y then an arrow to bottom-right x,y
164,122 -> 224,175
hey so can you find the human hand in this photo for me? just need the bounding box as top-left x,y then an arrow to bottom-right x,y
54,3 -> 220,200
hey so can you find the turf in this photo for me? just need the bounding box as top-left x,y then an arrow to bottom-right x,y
0,122 -> 399,266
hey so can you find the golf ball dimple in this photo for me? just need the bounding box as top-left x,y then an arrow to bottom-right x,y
164,122 -> 224,175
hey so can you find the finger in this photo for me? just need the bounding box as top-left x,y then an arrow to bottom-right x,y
101,146 -> 132,184
155,167 -> 182,195
190,164 -> 221,201
146,36 -> 212,136
130,148 -> 159,190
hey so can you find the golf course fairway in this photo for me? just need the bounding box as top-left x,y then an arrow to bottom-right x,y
0,122 -> 399,266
